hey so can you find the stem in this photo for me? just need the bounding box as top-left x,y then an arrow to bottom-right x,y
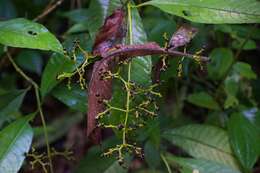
7,52 -> 54,173
161,154 -> 172,173
123,2 -> 133,145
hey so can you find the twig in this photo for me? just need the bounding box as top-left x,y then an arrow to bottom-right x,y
161,154 -> 172,173
7,52 -> 54,173
34,0 -> 64,22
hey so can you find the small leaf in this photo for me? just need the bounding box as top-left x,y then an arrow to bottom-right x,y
129,2 -> 152,86
0,89 -> 27,126
141,0 -> 260,24
51,83 -> 87,113
40,53 -> 75,97
0,115 -> 33,173
163,124 -> 240,170
0,18 -> 63,53
228,113 -> 260,171
144,141 -> 161,169
207,48 -> 234,80
233,62 -> 257,79
187,92 -> 220,110
166,154 -> 241,173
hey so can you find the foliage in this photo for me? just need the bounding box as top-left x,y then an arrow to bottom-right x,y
0,0 -> 260,173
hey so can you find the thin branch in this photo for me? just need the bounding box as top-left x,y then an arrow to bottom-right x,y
34,0 -> 64,22
7,52 -> 54,173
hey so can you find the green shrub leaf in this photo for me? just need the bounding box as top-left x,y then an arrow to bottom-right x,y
0,18 -> 63,53
0,115 -> 33,173
163,124 -> 240,170
228,113 -> 260,171
166,154 -> 241,173
141,0 -> 260,24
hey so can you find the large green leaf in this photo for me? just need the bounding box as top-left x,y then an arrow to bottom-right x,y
40,53 -> 75,97
0,89 -> 27,126
228,113 -> 260,171
141,0 -> 260,24
0,115 -> 33,173
166,154 -> 241,173
0,18 -> 63,53
129,2 -> 152,86
51,84 -> 87,113
233,62 -> 257,80
163,124 -> 240,170
187,92 -> 220,110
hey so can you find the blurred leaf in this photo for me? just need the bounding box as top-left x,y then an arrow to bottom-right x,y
187,92 -> 220,110
40,53 -> 75,97
62,9 -> 89,23
0,89 -> 27,126
15,50 -> 43,75
142,0 -> 260,24
232,39 -> 256,50
224,76 -> 239,109
75,138 -> 120,173
0,115 -> 33,173
233,62 -> 257,80
51,84 -> 87,113
166,154 -> 241,173
208,48 -> 234,80
33,112 -> 83,147
144,141 -> 161,169
128,2 -> 152,86
228,113 -> 260,171
104,162 -> 127,173
163,124 -> 240,170
0,18 -> 63,53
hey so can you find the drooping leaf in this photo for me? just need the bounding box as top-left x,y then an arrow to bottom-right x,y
187,92 -> 220,110
228,113 -> 260,171
207,48 -> 234,80
166,154 -> 241,173
0,89 -> 27,126
0,18 -> 63,53
0,115 -> 33,173
163,124 -> 240,170
144,140 -> 161,169
141,0 -> 260,24
51,83 -> 87,113
40,53 -> 75,97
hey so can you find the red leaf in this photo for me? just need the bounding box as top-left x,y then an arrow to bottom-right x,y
92,8 -> 125,56
87,8 -> 125,144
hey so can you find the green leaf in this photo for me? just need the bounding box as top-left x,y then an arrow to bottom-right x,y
207,48 -> 234,80
228,113 -> 260,171
0,18 -> 63,53
141,0 -> 260,24
0,115 -> 33,173
232,39 -> 256,50
187,92 -> 220,110
129,2 -> 152,86
224,76 -> 239,109
75,138 -> 120,173
40,53 -> 75,97
233,62 -> 257,80
51,84 -> 87,113
0,89 -> 27,126
163,124 -> 240,170
144,141 -> 160,169
166,154 -> 241,173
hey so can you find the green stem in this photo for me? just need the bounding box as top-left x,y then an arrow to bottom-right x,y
7,52 -> 54,173
123,2 -> 133,145
161,154 -> 172,173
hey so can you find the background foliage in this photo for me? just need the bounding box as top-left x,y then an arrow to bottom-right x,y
0,0 -> 260,173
